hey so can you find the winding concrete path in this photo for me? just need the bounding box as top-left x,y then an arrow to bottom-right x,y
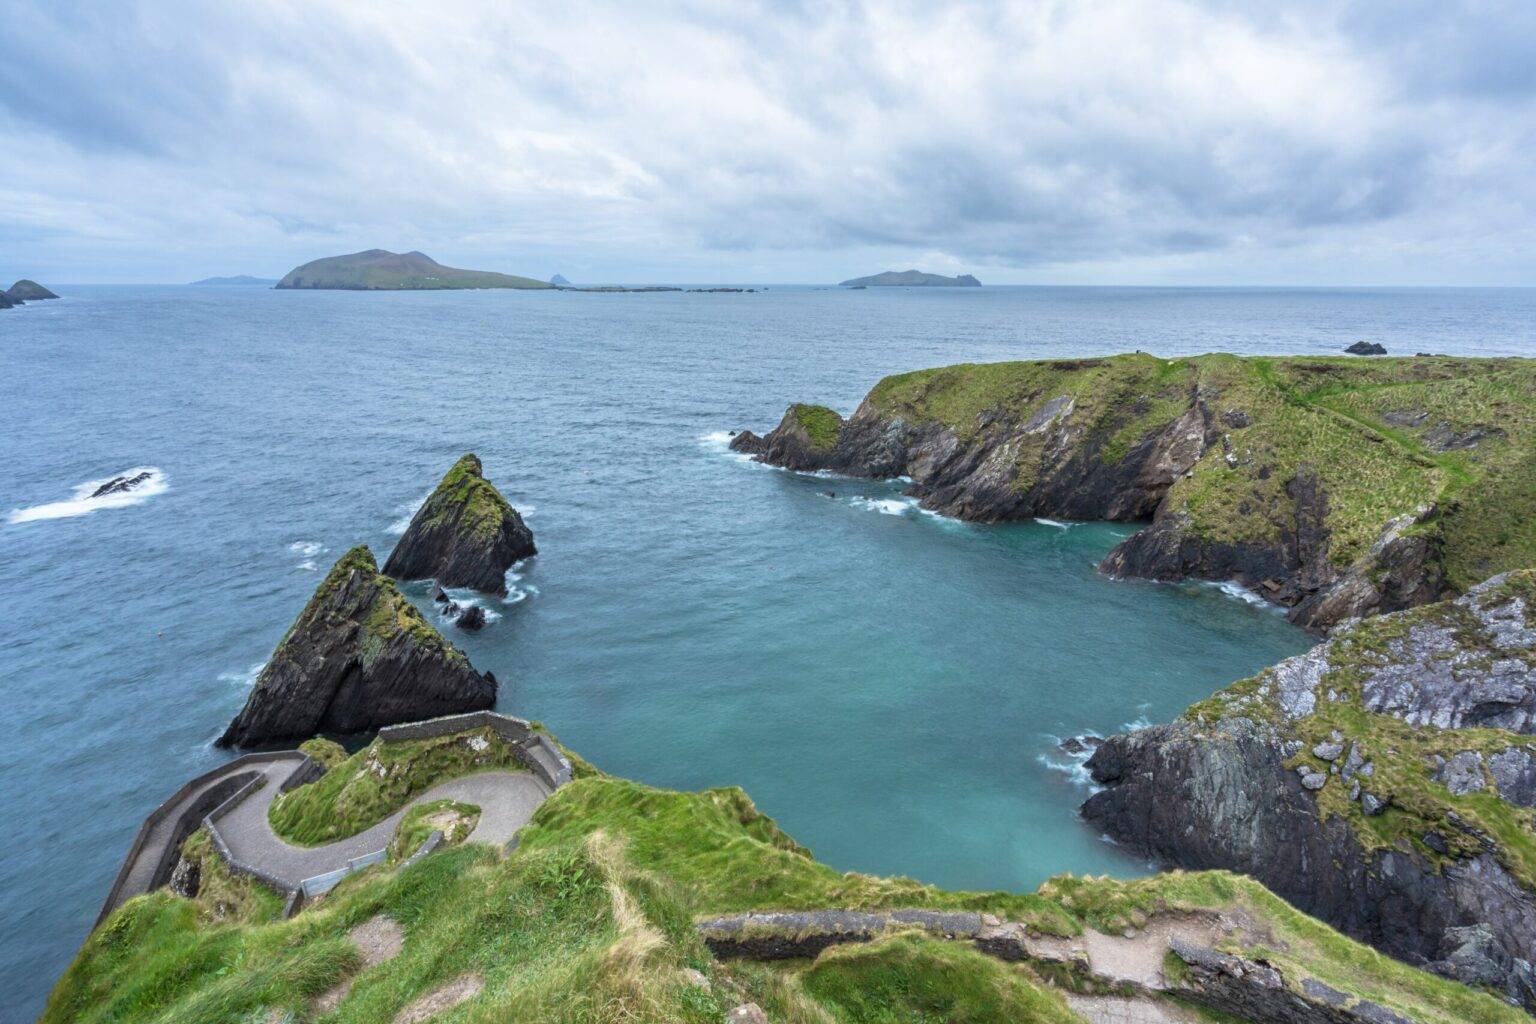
103,755 -> 551,919
218,768 -> 550,887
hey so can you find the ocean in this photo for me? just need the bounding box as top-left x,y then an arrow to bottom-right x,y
3,283 -> 1533,1019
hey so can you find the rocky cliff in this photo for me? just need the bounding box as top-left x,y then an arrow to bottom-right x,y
217,546 -> 495,747
383,454 -> 535,595
1082,571 -> 1536,1008
748,354 -> 1536,629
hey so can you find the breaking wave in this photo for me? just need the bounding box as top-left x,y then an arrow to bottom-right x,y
7,466 -> 168,524
388,492 -> 430,535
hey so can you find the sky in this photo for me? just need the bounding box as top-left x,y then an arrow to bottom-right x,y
1,1 -> 1534,286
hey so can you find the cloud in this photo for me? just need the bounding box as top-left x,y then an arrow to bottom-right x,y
0,0 -> 1532,283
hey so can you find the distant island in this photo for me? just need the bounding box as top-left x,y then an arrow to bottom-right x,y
549,273 -> 572,286
190,275 -> 277,286
275,249 -> 551,291
2,279 -> 60,308
839,269 -> 981,287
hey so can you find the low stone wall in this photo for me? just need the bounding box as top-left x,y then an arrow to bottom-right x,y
377,710 -> 574,789
96,751 -> 314,926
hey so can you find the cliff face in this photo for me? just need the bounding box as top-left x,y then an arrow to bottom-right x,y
1082,572 -> 1536,1008
751,354 -> 1536,629
217,546 -> 495,747
382,454 -> 535,596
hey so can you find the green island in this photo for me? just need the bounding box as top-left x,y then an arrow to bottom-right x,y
275,250 -> 552,291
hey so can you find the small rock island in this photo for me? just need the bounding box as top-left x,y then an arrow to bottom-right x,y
383,454 -> 536,596
838,269 -> 981,287
275,249 -> 552,290
217,546 -> 496,747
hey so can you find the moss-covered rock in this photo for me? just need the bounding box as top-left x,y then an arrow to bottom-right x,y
1084,571 -> 1536,1008
751,354 -> 1536,630
217,545 -> 495,747
757,403 -> 846,470
383,454 -> 535,596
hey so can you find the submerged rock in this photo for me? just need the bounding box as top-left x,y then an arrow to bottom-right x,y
454,605 -> 486,631
217,546 -> 495,747
1082,571 -> 1536,1009
90,471 -> 154,498
383,454 -> 535,596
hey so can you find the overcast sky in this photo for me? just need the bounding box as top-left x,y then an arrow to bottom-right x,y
2,1 -> 1533,285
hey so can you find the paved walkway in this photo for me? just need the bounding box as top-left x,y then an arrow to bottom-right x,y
218,769 -> 551,887
103,755 -> 551,918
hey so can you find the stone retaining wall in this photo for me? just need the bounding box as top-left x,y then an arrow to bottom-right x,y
95,751 -> 314,926
377,710 -> 574,789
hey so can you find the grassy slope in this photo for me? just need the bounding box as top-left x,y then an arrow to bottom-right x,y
267,727 -> 527,846
1188,570 -> 1536,892
52,759 -> 1525,1024
865,354 -> 1536,580
789,403 -> 844,450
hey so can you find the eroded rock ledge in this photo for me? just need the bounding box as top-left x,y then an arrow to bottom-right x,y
383,454 -> 535,596
698,908 -> 1421,1024
218,546 -> 495,747
1082,571 -> 1536,1009
745,354 -> 1536,630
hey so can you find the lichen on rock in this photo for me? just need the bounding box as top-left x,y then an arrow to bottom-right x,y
217,545 -> 495,748
383,454 -> 535,596
1083,570 -> 1536,1009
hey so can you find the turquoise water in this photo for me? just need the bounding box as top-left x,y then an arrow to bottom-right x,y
4,284 -> 1533,1017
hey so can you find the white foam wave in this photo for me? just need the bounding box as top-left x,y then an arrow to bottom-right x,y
289,540 -> 325,557
388,491 -> 430,534
698,429 -> 757,464
1037,737 -> 1102,792
438,589 -> 505,623
850,496 -> 913,516
1215,580 -> 1268,607
1034,518 -> 1073,530
297,560 -> 318,571
218,661 -> 265,687
8,466 -> 168,524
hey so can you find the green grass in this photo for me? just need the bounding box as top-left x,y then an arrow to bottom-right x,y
52,759 -> 1527,1024
799,931 -> 1082,1023
267,727 -> 525,846
387,800 -> 481,862
790,404 -> 844,450
1190,571 -> 1536,895
860,353 -> 1536,579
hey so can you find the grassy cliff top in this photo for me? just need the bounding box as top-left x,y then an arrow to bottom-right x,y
51,735 -> 1524,1024
789,403 -> 844,450
866,353 -> 1536,584
275,249 -> 552,290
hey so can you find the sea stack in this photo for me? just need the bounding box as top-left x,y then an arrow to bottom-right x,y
757,404 -> 845,471
383,454 -> 535,596
217,546 -> 495,747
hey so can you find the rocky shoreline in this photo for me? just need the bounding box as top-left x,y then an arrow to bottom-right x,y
1082,572 -> 1536,1009
742,354 -> 1536,630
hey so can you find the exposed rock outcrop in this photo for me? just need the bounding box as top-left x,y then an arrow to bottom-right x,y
1347,342 -> 1388,355
727,429 -> 766,454
1082,572 -> 1536,1008
217,546 -> 495,747
90,471 -> 154,498
383,454 -> 535,596
749,354 -> 1536,630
